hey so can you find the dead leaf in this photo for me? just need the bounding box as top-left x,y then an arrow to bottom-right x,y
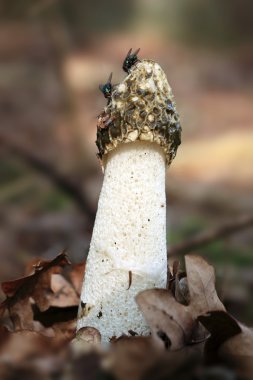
168,260 -> 189,305
185,255 -> 225,317
0,252 -> 72,330
199,310 -> 253,378
220,324 -> 253,357
30,254 -> 71,312
136,289 -> 194,350
50,274 -> 79,307
175,276 -> 190,305
1,252 -> 70,298
136,255 -> 224,350
52,319 -> 77,344
68,262 -> 85,295
198,310 -> 242,362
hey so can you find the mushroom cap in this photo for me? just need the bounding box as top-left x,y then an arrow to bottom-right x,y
96,60 -> 181,166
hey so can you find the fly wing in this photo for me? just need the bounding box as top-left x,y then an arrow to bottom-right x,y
126,48 -> 132,57
133,48 -> 140,56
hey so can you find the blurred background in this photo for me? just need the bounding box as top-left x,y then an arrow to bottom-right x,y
0,0 -> 252,323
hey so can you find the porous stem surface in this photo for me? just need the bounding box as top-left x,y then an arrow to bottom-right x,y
77,141 -> 167,343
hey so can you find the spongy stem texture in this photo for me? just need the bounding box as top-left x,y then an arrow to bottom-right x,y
77,141 -> 167,343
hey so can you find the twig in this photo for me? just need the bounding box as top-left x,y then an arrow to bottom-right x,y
0,132 -> 95,221
169,214 -> 253,256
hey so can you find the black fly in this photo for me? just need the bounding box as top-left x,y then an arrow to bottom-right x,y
122,48 -> 140,73
99,72 -> 113,103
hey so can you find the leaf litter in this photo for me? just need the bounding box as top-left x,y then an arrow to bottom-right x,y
0,252 -> 252,380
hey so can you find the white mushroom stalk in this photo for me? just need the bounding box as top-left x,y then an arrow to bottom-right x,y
77,60 -> 181,344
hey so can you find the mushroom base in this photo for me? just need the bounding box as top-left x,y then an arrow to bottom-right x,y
77,142 -> 167,344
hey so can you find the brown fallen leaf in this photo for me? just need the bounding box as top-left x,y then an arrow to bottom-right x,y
68,262 -> 85,296
167,260 -> 179,289
220,324 -> 253,357
199,310 -> 253,379
2,249 -> 250,380
1,252 -> 70,298
50,274 -> 79,307
198,310 -> 242,362
136,289 -> 194,350
168,260 -> 190,305
185,255 -> 225,317
52,319 -> 77,344
0,252 -> 72,331
136,255 -> 224,350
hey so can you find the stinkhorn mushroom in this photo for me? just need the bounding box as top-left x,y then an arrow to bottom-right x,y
77,59 -> 181,343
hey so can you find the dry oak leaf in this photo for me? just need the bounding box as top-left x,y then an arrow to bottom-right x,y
51,319 -> 77,345
168,260 -> 189,305
50,274 -> 79,308
0,252 -> 72,330
136,255 -> 225,350
199,311 -> 253,379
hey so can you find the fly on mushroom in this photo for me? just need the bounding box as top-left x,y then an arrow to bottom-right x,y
123,48 -> 141,73
99,72 -> 113,104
